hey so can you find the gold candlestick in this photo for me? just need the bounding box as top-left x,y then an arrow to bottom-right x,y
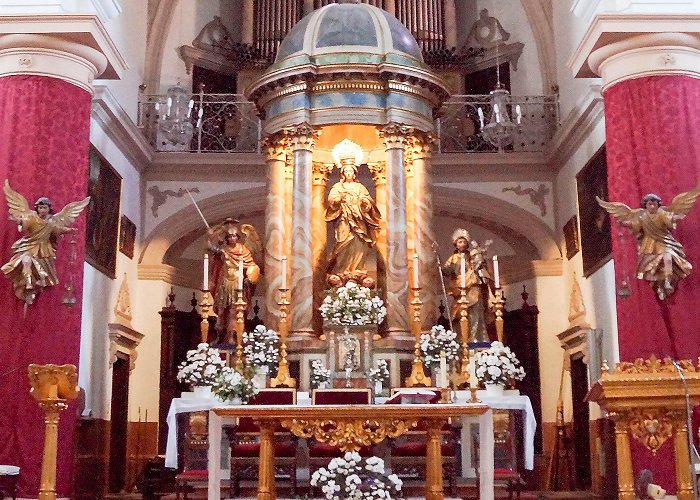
494,287 -> 505,343
452,285 -> 471,387
270,288 -> 296,388
234,288 -> 247,369
199,290 -> 212,344
405,286 -> 430,387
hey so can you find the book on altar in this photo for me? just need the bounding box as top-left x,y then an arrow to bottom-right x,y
385,389 -> 440,405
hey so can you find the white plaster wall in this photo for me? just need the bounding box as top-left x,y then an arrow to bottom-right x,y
477,0 -> 544,95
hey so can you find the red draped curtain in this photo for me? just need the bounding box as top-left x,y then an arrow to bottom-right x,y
604,74 -> 700,493
0,75 -> 90,497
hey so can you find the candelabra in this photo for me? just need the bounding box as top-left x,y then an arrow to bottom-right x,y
452,285 -> 471,387
199,290 -> 213,344
494,287 -> 506,343
404,286 -> 430,387
270,288 -> 297,388
234,288 -> 247,369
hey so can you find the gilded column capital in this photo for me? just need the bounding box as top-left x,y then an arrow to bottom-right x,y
261,133 -> 288,161
406,131 -> 436,160
284,154 -> 294,179
284,122 -> 319,152
28,363 -> 79,402
367,161 -> 387,186
312,162 -> 334,186
377,122 -> 411,150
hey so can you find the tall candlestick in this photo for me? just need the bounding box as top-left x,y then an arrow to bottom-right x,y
493,255 -> 500,288
439,351 -> 447,388
281,256 -> 287,289
469,350 -> 478,389
237,260 -> 244,290
460,254 -> 466,287
203,253 -> 209,290
413,253 -> 419,288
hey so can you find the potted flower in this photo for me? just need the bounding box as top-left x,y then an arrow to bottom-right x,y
320,281 -> 387,328
310,452 -> 403,499
242,325 -> 280,387
176,343 -> 226,397
212,366 -> 258,404
367,359 -> 389,396
419,325 -> 460,377
311,359 -> 331,389
472,341 -> 526,396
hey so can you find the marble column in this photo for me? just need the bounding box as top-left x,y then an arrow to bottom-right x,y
311,162 -> 334,334
241,0 -> 254,45
378,123 -> 411,340
408,131 -> 438,328
262,133 -> 288,330
444,0 -> 457,49
286,123 -> 318,341
368,161 -> 388,335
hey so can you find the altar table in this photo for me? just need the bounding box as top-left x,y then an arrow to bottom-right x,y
207,403 -> 493,500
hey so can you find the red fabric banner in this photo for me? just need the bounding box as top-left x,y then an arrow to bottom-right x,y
0,75 -> 90,497
604,75 -> 700,494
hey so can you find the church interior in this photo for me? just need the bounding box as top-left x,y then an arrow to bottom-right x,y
1,1 -> 700,499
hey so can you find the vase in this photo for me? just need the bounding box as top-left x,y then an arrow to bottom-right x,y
193,385 -> 212,399
374,381 -> 383,395
253,366 -> 269,389
484,383 -> 505,397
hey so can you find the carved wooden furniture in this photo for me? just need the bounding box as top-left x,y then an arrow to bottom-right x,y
207,403 -> 491,500
387,388 -> 458,495
226,389 -> 298,496
174,412 -> 210,500
0,466 -> 19,500
587,356 -> 700,500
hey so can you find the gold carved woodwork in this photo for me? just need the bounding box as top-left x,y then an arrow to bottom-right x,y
284,122 -> 319,151
311,162 -> 334,186
367,161 -> 387,186
626,408 -> 674,455
377,122 -> 411,149
280,417 -> 418,452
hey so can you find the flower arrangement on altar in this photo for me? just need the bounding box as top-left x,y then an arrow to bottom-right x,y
311,359 -> 331,389
310,452 -> 403,500
212,366 -> 258,404
242,325 -> 280,371
419,325 -> 460,370
472,341 -> 526,387
176,343 -> 226,387
320,281 -> 387,326
366,359 -> 389,386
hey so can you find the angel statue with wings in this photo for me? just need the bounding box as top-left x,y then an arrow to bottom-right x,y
2,180 -> 90,305
207,218 -> 263,341
597,183 -> 700,300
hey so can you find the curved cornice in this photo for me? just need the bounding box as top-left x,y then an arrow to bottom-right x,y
520,0 -> 558,93
143,0 -> 178,92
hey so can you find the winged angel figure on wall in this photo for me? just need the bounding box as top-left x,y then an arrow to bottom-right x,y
597,183 -> 700,300
2,180 -> 90,305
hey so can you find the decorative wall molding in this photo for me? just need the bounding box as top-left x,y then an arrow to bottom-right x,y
557,326 -> 603,384
145,152 -> 266,181
92,85 -> 153,172
502,183 -> 550,216
507,258 -> 563,283
147,185 -> 199,217
109,273 -> 143,372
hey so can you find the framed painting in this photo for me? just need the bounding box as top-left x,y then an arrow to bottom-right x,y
119,215 -> 136,259
576,145 -> 612,277
563,214 -> 580,260
86,146 -> 122,278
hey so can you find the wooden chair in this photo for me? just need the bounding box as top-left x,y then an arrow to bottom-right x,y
309,389 -> 373,477
472,411 -> 525,500
386,388 -> 458,495
226,388 -> 298,496
175,412 -> 210,500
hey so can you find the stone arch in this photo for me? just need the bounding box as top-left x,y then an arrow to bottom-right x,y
143,0 -> 179,92
520,0 -> 557,93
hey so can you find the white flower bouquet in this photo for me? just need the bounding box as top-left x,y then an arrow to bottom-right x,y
310,452 -> 403,499
176,343 -> 226,387
242,325 -> 280,371
419,325 -> 460,370
212,366 -> 258,403
366,359 -> 389,386
320,281 -> 387,326
472,341 -> 526,387
311,359 -> 331,389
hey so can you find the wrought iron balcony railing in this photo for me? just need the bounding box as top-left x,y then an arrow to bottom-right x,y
137,94 -> 559,154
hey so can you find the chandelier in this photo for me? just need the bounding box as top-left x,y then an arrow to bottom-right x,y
477,49 -> 522,150
155,83 -> 202,148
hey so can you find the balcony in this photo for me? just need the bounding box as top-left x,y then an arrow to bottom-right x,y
137,94 -> 559,155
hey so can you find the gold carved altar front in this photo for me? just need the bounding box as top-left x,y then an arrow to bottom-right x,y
208,403 -> 489,500
586,356 -> 700,500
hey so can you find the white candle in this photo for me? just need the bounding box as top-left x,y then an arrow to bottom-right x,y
460,254 -> 466,287
203,253 -> 209,290
469,350 -> 478,389
281,256 -> 287,290
413,253 -> 419,288
493,255 -> 500,288
439,351 -> 447,388
237,260 -> 244,290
